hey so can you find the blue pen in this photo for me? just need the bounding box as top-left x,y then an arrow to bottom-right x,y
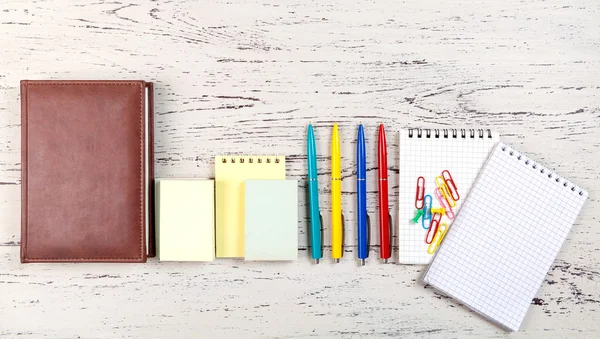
307,123 -> 322,264
357,124 -> 368,265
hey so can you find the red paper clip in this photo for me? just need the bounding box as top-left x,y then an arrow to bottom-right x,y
442,170 -> 459,201
434,188 -> 455,219
425,213 -> 443,244
415,176 -> 425,209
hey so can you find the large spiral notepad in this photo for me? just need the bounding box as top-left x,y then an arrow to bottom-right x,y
398,128 -> 499,264
215,156 -> 286,258
422,143 -> 588,331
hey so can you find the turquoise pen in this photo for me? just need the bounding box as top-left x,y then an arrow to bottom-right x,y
307,123 -> 323,264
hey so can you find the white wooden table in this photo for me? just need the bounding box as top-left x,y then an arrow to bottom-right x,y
1,0 -> 599,337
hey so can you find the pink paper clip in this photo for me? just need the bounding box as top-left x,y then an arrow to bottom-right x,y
415,176 -> 425,209
425,213 -> 443,244
434,188 -> 455,219
442,170 -> 460,201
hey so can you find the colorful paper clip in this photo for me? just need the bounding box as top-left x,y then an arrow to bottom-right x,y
412,209 -> 424,223
435,176 -> 456,208
434,188 -> 455,219
421,194 -> 432,229
442,170 -> 460,201
427,222 -> 448,254
425,213 -> 443,244
415,176 -> 425,209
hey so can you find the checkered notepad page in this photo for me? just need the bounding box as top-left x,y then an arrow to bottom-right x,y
398,129 -> 498,264
423,142 -> 588,331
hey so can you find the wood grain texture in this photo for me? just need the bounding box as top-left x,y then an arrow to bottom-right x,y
1,0 -> 599,337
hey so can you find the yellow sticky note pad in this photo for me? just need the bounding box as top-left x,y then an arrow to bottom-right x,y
156,179 -> 215,261
215,156 -> 286,258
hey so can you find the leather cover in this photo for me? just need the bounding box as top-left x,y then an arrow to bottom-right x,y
20,80 -> 155,263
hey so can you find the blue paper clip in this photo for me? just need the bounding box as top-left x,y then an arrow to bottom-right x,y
421,194 -> 432,229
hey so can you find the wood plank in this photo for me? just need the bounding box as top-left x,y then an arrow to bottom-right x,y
1,246 -> 599,338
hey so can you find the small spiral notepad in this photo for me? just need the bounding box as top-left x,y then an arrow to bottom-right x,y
398,128 -> 499,264
423,142 -> 588,331
215,156 -> 286,258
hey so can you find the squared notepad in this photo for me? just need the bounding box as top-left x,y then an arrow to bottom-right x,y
423,142 -> 588,331
215,156 -> 286,258
156,179 -> 215,262
398,128 -> 498,264
244,180 -> 298,261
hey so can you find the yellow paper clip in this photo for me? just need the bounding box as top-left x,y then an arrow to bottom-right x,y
411,209 -> 424,223
430,207 -> 446,215
427,222 -> 448,254
436,176 -> 456,207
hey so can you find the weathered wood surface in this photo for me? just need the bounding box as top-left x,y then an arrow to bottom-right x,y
1,0 -> 599,337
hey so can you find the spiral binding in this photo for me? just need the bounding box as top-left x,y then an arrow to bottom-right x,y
408,128 -> 493,139
220,156 -> 282,164
499,143 -> 585,197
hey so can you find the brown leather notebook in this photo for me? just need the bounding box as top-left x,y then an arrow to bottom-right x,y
20,80 -> 155,263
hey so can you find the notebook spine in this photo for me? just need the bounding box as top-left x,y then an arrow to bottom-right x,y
408,128 -> 493,139
499,144 -> 586,197
220,156 -> 282,164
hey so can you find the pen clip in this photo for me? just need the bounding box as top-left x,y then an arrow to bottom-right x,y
415,176 -> 425,209
366,214 -> 371,254
341,212 -> 345,257
388,213 -> 393,258
319,213 -> 324,251
442,170 -> 460,201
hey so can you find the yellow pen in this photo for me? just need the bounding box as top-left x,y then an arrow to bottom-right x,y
331,123 -> 343,262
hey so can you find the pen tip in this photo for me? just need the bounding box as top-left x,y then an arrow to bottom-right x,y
314,259 -> 319,264
334,258 -> 340,263
360,259 -> 365,266
383,258 -> 389,264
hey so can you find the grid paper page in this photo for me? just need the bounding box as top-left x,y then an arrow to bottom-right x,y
423,142 -> 588,331
398,129 -> 498,264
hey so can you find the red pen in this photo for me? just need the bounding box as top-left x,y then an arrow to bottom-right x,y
378,124 -> 391,263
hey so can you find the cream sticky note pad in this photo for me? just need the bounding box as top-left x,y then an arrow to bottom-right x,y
244,180 -> 298,261
156,179 -> 215,261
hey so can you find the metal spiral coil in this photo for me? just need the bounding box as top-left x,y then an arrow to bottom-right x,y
500,145 -> 584,196
220,156 -> 282,164
408,128 -> 493,139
